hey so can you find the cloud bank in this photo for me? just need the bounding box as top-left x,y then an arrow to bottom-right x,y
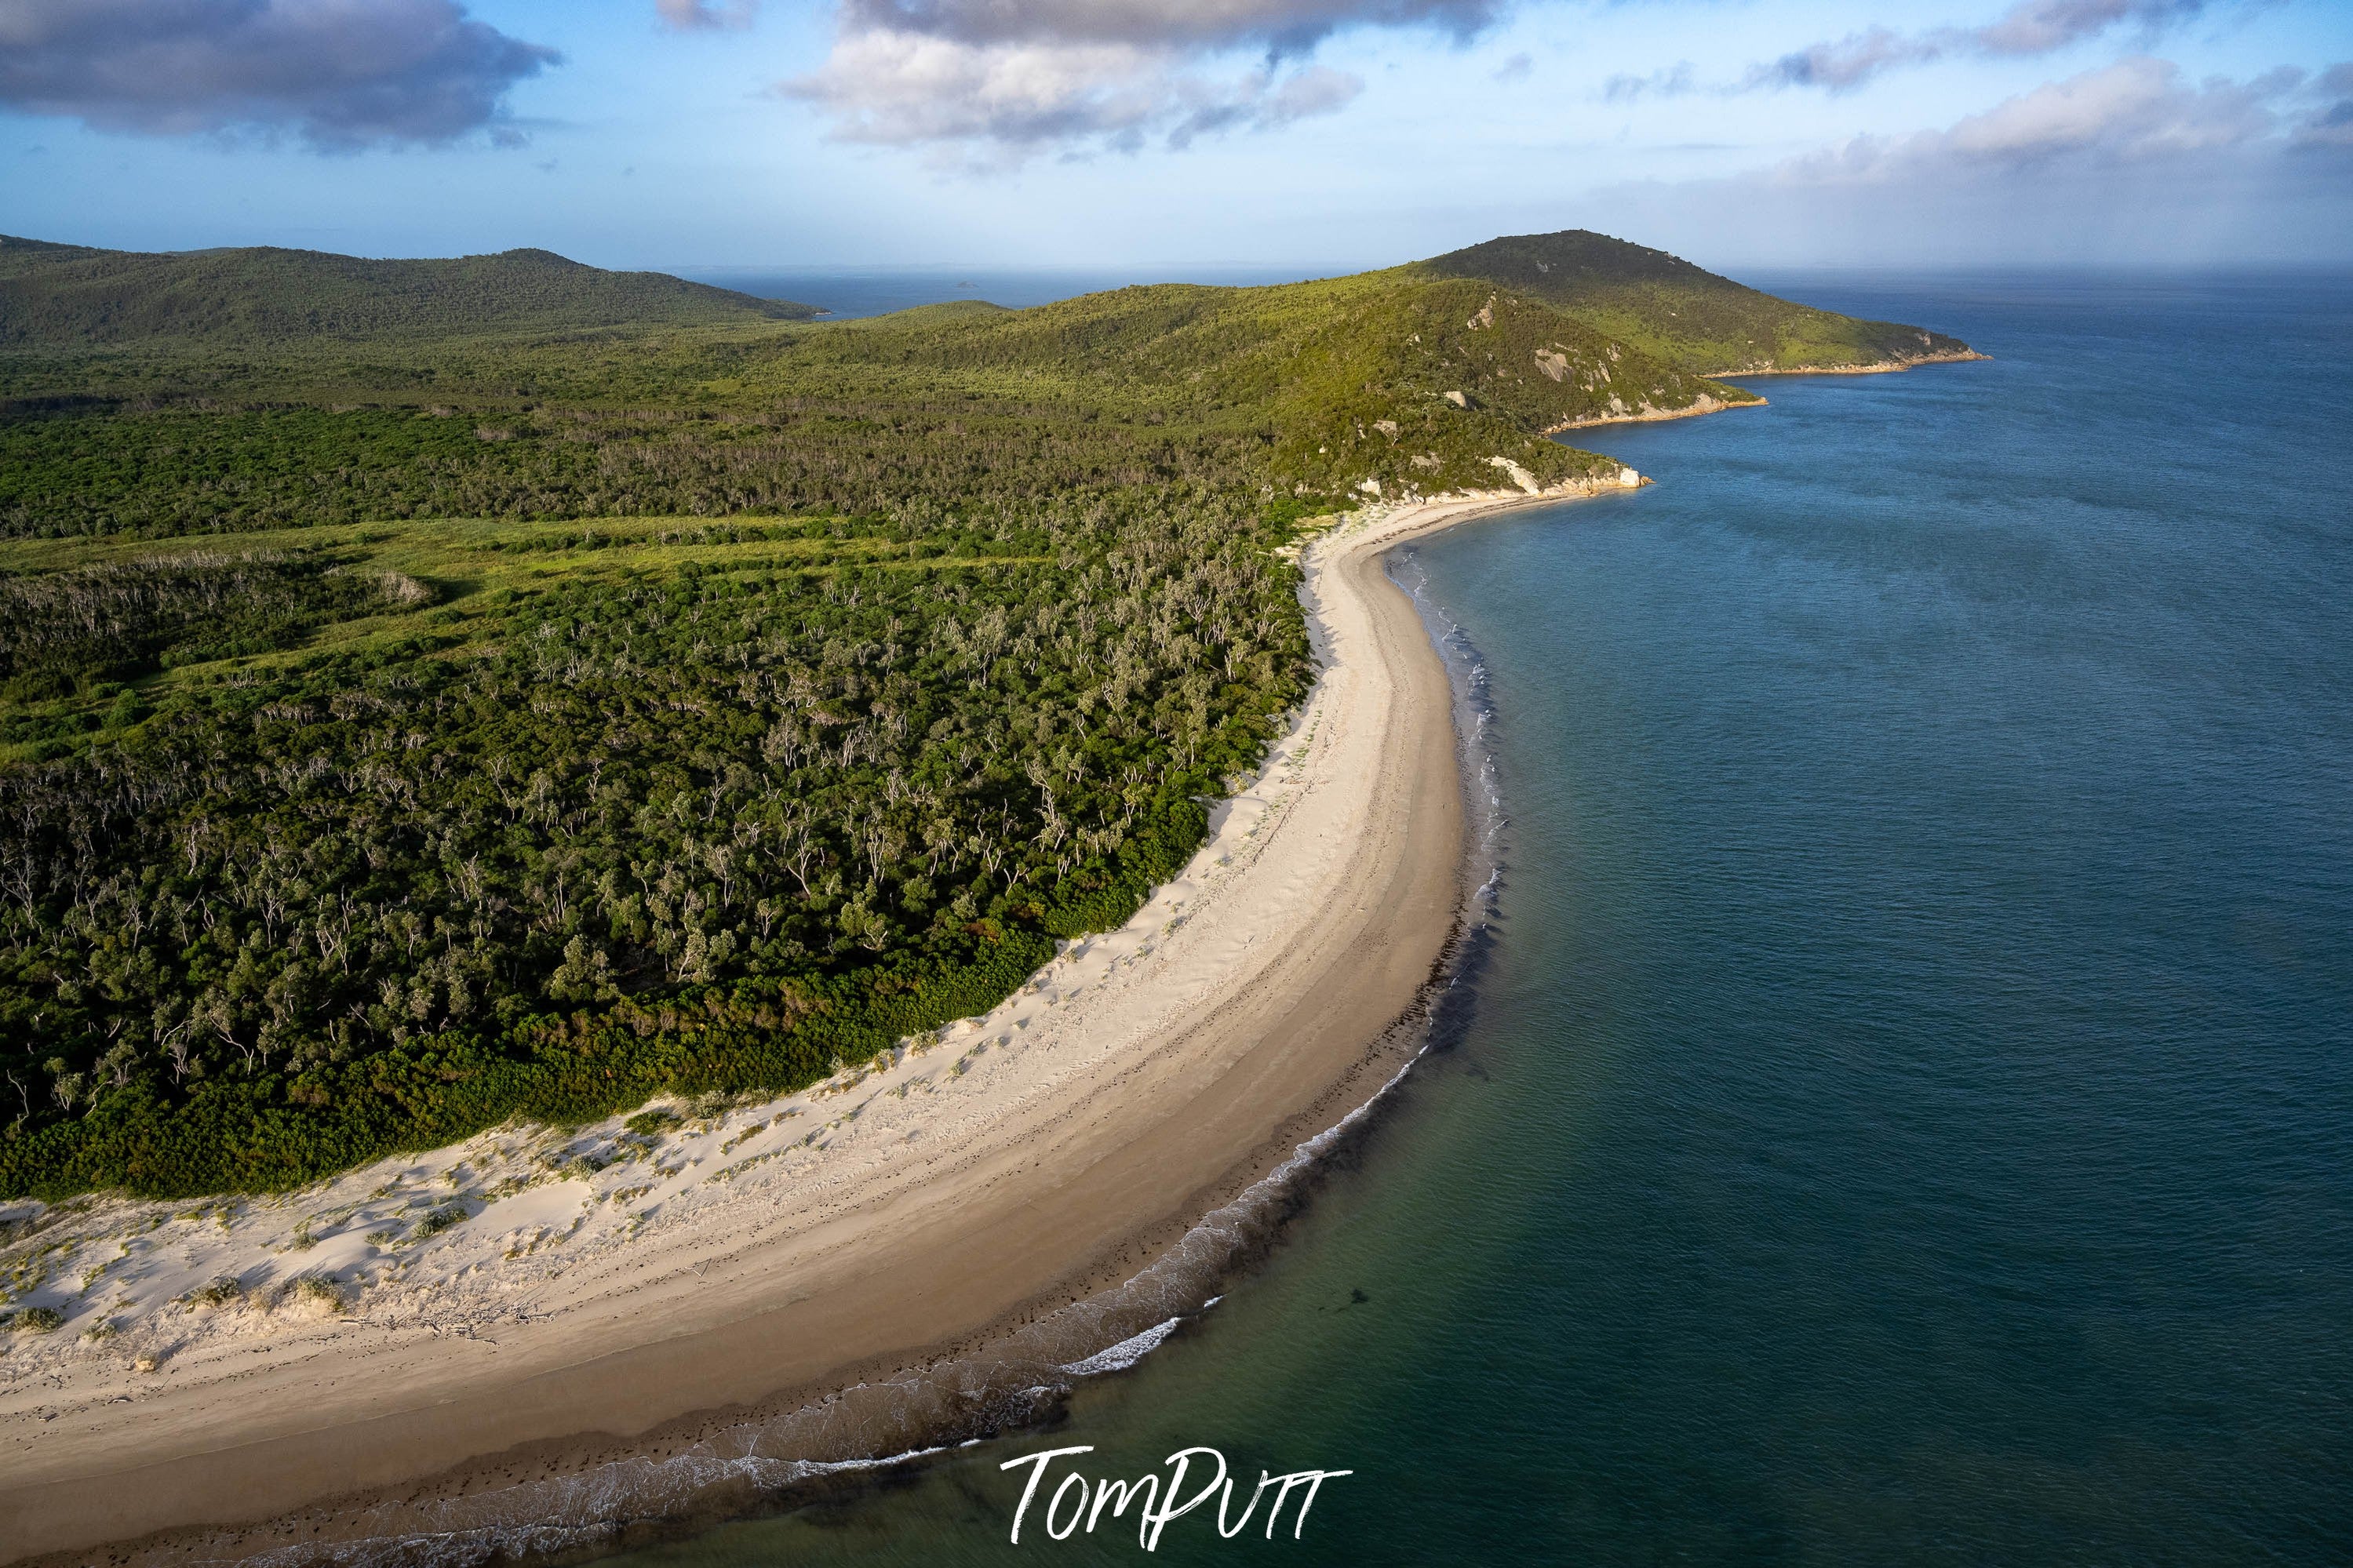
1775,56 -> 2331,177
1586,56 -> 2353,265
2301,63 -> 2353,149
1746,0 -> 2212,93
0,0 -> 558,148
782,0 -> 1500,157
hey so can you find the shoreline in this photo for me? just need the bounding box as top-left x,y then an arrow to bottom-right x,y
1539,347 -> 1991,438
1704,347 -> 1992,377
1546,391 -> 1767,434
1,480 -> 1611,1568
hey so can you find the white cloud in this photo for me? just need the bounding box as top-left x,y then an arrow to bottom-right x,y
1974,0 -> 2201,55
782,29 -> 1363,155
782,0 -> 1498,158
1744,0 -> 2213,93
1576,56 -> 2352,267
1774,57 -> 2295,180
831,0 -> 1495,53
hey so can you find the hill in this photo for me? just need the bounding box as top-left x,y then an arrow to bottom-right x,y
0,237 -> 821,349
0,229 -> 1979,1200
0,259 -> 1777,530
756,271 -> 1762,500
1419,230 -> 1979,374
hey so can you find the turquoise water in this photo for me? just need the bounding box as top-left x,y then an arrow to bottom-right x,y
600,275 -> 2353,1564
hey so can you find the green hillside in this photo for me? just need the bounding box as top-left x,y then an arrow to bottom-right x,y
1419,229 -> 1979,374
0,264 -> 1765,537
752,271 -> 1759,500
0,230 -> 1976,1201
0,236 -> 820,349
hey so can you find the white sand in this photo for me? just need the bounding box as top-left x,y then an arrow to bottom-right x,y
0,479 -> 1615,1563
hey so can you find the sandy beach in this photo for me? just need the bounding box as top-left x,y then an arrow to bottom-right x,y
0,481 -> 1614,1566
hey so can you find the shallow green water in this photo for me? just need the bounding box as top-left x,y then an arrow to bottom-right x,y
595,275 -> 2353,1565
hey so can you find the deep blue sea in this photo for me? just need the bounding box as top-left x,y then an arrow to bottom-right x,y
600,273 -> 2353,1565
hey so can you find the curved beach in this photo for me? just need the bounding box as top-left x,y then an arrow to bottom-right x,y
0,486 -> 1594,1566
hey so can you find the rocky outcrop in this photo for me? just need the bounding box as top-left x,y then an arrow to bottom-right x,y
1704,347 -> 1991,377
1543,390 -> 1761,434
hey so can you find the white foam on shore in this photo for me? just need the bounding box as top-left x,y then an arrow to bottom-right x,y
1058,1316 -> 1185,1377
200,1002 -> 1466,1568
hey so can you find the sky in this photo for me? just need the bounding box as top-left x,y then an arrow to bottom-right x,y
2,1 -> 2350,273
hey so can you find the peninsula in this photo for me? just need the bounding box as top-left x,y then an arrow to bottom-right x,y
0,230 -> 1976,1563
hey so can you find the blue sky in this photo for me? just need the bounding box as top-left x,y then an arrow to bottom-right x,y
3,1 -> 2349,271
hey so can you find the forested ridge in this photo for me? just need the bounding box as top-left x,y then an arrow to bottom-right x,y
1417,230 -> 1979,373
0,237 -> 818,348
0,230 -> 1972,1200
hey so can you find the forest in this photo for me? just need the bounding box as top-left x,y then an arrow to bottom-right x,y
0,501 -> 1310,1197
0,229 -> 1969,1199
0,235 -> 817,348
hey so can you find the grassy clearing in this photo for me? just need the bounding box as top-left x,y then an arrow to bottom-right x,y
0,516 -> 1055,764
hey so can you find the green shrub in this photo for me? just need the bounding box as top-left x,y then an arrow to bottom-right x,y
282,1275 -> 344,1312
188,1276 -> 243,1308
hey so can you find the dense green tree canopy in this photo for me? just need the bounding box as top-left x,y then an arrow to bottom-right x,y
0,231 -> 1969,1199
0,501 -> 1306,1197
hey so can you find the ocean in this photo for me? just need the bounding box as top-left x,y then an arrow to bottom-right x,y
672,266 -> 1329,320
593,272 -> 2353,1564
